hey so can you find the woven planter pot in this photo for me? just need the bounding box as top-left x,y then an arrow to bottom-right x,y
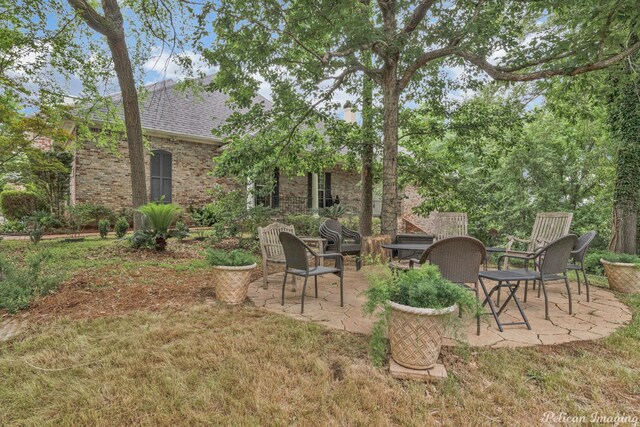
388,301 -> 457,370
601,259 -> 640,294
212,264 -> 257,305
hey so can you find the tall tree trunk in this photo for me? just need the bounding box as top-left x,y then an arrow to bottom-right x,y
359,62 -> 374,237
610,203 -> 637,253
380,67 -> 399,238
103,1 -> 148,230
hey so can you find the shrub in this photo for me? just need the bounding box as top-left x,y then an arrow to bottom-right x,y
98,219 -> 110,238
171,219 -> 189,240
585,251 -> 640,275
29,225 -> 44,244
130,229 -> 155,249
363,264 -> 481,366
136,202 -> 182,251
321,204 -> 347,220
0,251 -> 61,313
114,216 -> 129,238
206,248 -> 256,267
0,219 -> 26,234
284,214 -> 322,237
0,190 -> 46,220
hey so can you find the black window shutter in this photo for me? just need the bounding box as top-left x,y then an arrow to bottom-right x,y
150,150 -> 172,203
272,169 -> 280,208
307,173 -> 312,208
324,172 -> 332,206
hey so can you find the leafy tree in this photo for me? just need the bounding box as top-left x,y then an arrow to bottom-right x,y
198,0 -> 640,237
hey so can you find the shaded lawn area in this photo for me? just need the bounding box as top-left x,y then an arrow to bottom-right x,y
0,238 -> 639,425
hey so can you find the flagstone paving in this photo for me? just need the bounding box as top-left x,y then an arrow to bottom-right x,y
247,266 -> 633,348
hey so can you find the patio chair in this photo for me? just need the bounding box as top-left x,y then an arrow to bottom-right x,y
568,231 -> 596,302
410,236 -> 486,335
279,232 -> 344,314
258,222 -> 324,289
432,212 -> 467,241
479,235 -> 577,331
499,212 -> 573,269
319,219 -> 362,270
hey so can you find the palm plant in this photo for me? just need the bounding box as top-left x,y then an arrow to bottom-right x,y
320,204 -> 347,220
136,202 -> 182,250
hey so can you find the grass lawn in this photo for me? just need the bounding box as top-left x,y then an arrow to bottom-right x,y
1,238 -> 639,425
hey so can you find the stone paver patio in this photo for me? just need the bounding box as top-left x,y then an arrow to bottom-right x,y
248,266 -> 633,348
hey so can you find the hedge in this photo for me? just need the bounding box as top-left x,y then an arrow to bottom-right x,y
0,190 -> 46,220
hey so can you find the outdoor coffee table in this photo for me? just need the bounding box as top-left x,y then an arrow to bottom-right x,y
381,243 -> 432,269
477,269 -> 533,332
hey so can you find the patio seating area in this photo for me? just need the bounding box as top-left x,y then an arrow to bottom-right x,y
248,265 -> 633,348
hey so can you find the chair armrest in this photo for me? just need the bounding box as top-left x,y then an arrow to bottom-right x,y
408,257 -> 421,269
316,252 -> 344,260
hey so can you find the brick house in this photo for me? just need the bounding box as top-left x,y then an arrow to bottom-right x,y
69,77 -> 365,215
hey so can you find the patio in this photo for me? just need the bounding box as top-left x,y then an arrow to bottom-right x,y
248,266 -> 633,348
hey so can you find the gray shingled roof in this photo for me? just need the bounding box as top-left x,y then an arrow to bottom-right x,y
104,75 -> 272,142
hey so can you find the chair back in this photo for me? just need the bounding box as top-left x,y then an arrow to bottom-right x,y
320,219 -> 342,246
419,236 -> 486,284
433,212 -> 467,241
539,234 -> 578,276
529,212 -> 573,252
572,231 -> 597,263
279,232 -> 310,271
258,222 -> 295,260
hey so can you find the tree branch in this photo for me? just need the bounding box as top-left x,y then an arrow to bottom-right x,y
456,41 -> 640,82
397,46 -> 457,90
66,0 -> 114,37
402,0 -> 436,34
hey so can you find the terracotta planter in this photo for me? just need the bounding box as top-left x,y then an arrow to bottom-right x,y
212,264 -> 257,305
388,301 -> 457,370
601,259 -> 640,294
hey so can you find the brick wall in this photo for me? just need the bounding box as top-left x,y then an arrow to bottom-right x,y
72,135 -> 239,211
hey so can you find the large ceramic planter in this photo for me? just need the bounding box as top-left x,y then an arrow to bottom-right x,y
601,259 -> 640,294
212,264 -> 257,305
388,301 -> 457,370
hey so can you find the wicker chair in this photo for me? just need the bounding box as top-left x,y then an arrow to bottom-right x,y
279,232 -> 344,314
410,236 -> 486,334
500,212 -> 573,269
319,219 -> 362,270
432,212 -> 468,241
568,231 -> 596,302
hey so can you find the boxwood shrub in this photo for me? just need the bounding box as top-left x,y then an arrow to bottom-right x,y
0,190 -> 46,220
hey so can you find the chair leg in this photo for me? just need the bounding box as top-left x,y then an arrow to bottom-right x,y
300,276 -> 309,314
339,269 -> 344,307
582,267 -> 590,302
475,281 -> 481,336
314,275 -> 318,298
262,259 -> 269,289
564,275 -> 573,315
496,286 -> 501,307
524,279 -> 529,303
356,256 -> 362,271
575,269 -> 581,295
540,278 -> 549,320
281,271 -> 288,305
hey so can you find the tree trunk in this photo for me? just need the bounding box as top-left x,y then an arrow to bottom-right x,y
610,203 -> 637,253
359,72 -> 374,237
380,67 -> 400,238
104,13 -> 148,230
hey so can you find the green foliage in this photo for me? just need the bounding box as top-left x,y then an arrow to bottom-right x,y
172,219 -> 189,241
0,250 -> 60,313
136,203 -> 182,237
28,225 -> 44,244
284,214 -> 322,237
0,190 -> 45,220
114,217 -> 129,239
321,204 -> 347,220
98,219 -> 110,239
0,219 -> 26,234
363,264 -> 481,366
206,249 -> 256,267
130,230 -> 155,250
341,215 -> 381,236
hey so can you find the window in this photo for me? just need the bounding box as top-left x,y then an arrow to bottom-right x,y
307,172 -> 332,208
150,150 -> 172,203
254,169 -> 279,208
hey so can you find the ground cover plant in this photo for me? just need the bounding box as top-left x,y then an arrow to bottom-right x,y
0,238 -> 637,425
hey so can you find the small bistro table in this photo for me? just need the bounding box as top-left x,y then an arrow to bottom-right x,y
381,243 -> 432,268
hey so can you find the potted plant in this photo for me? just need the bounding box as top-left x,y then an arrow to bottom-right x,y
600,252 -> 640,294
364,264 -> 480,369
206,248 -> 257,305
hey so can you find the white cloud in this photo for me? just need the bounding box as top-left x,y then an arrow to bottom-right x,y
143,47 -> 218,81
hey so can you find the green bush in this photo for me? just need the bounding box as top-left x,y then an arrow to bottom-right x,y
0,219 -> 26,233
130,229 -> 155,249
206,248 -> 256,267
341,215 -> 381,235
114,216 -> 129,238
0,251 -> 61,313
321,204 -> 347,220
171,219 -> 189,240
98,219 -> 110,238
136,202 -> 182,251
363,264 -> 481,366
585,251 -> 640,276
29,226 -> 44,244
0,190 -> 46,220
284,214 -> 322,237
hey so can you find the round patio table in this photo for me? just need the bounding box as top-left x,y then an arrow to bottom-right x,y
381,243 -> 431,252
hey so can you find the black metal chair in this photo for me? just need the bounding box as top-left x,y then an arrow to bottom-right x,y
411,236 -> 486,335
319,219 -> 362,270
567,231 -> 596,302
478,234 -> 578,331
279,231 -> 344,314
